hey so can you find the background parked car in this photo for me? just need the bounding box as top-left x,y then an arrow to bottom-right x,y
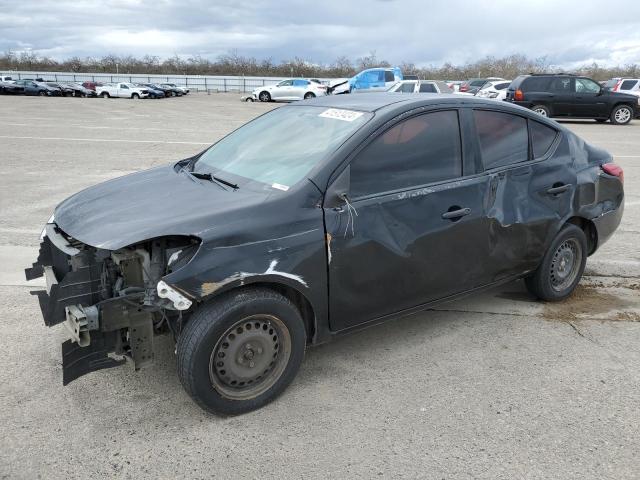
0,81 -> 24,94
162,83 -> 189,95
506,74 -> 640,124
252,78 -> 328,102
81,81 -> 104,91
459,77 -> 504,94
96,82 -> 149,99
137,84 -> 165,98
159,84 -> 183,97
63,82 -> 97,97
349,67 -> 403,93
13,79 -> 57,96
610,78 -> 640,97
1,75 -> 15,83
476,80 -> 512,100
387,79 -> 453,93
46,82 -> 75,97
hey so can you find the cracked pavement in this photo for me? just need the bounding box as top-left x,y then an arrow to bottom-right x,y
0,94 -> 639,479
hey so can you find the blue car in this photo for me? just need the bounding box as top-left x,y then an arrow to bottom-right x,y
349,67 -> 403,92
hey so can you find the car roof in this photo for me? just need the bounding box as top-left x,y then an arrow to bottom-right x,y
296,92 -> 540,114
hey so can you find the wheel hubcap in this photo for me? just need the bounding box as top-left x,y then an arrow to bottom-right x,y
209,314 -> 291,400
549,239 -> 582,292
534,108 -> 547,116
615,108 -> 631,123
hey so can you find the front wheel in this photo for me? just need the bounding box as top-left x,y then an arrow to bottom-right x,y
525,224 -> 587,302
531,105 -> 550,117
177,288 -> 306,415
38,90 -> 47,96
258,91 -> 271,102
131,93 -> 140,99
610,105 -> 633,125
100,92 -> 109,98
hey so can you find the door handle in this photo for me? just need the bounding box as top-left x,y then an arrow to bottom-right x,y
546,184 -> 570,195
442,207 -> 471,220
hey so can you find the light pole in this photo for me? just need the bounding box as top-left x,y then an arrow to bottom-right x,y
116,63 -> 119,75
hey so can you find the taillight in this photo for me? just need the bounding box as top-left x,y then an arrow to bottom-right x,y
601,163 -> 624,183
514,89 -> 524,101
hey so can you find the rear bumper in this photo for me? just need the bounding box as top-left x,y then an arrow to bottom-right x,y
592,200 -> 624,250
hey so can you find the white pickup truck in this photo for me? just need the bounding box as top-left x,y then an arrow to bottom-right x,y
96,82 -> 149,99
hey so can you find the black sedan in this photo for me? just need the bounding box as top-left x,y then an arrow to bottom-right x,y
26,94 -> 624,415
0,81 -> 24,94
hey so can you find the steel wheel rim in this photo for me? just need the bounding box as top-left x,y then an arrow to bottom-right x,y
209,314 -> 291,400
615,108 -> 631,123
534,107 -> 548,117
549,238 -> 582,292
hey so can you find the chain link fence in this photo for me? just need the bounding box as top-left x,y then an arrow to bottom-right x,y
0,70 -> 338,93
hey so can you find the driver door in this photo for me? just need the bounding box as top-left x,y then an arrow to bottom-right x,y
323,109 -> 492,331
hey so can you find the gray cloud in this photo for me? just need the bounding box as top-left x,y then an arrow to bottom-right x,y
1,0 -> 639,67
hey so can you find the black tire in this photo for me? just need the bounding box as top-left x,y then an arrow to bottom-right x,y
38,90 -> 46,96
177,287 -> 306,415
610,104 -> 633,125
525,224 -> 587,302
304,92 -> 315,99
131,93 -> 140,99
100,92 -> 109,98
531,104 -> 550,117
258,91 -> 271,102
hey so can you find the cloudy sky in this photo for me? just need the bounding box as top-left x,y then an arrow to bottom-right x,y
1,0 -> 639,67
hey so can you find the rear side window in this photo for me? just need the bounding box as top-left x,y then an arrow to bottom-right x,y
419,83 -> 437,93
473,110 -> 529,170
620,80 -> 639,90
350,110 -> 462,197
550,77 -> 572,92
384,71 -> 395,82
293,80 -> 309,87
522,77 -> 551,92
495,82 -> 510,90
529,121 -> 558,158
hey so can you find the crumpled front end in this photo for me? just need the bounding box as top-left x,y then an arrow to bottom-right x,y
26,220 -> 199,385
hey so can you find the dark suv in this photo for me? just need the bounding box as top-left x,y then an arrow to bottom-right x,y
506,74 -> 639,125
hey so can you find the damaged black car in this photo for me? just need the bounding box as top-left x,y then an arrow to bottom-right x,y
27,94 -> 624,415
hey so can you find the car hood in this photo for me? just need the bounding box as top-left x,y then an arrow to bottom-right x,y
54,164 -> 267,250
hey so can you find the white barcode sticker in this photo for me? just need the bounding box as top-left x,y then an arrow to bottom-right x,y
272,183 -> 289,191
319,108 -> 364,122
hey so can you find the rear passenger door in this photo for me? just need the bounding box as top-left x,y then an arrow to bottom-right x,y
549,77 -> 575,116
470,109 -> 575,279
291,79 -> 310,99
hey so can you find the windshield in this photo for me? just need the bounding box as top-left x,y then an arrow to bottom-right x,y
195,105 -> 372,189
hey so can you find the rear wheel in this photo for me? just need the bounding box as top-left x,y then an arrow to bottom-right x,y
177,288 -> 306,415
610,105 -> 633,125
304,92 -> 315,100
531,105 -> 550,117
525,224 -> 587,302
38,90 -> 46,96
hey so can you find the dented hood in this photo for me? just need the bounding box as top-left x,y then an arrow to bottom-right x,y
54,165 -> 266,250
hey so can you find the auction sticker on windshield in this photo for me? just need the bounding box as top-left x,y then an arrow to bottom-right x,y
319,108 -> 365,122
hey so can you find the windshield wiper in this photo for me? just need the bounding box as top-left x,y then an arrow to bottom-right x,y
191,171 -> 239,190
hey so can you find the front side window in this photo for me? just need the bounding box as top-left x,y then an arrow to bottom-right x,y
195,106 -> 372,189
121,84 -> 129,89
362,71 -> 384,83
277,80 -> 293,87
575,78 -> 600,93
350,110 -> 462,197
473,110 -> 529,170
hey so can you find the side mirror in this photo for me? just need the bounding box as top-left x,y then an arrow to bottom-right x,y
324,165 -> 350,209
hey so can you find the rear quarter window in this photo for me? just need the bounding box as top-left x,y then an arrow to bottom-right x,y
529,121 -> 558,158
473,110 -> 529,169
620,80 -> 639,90
521,77 -> 551,92
385,71 -> 396,82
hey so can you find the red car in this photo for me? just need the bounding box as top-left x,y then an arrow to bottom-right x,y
81,81 -> 104,91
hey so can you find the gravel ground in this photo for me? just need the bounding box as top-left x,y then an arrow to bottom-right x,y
1,93 -> 639,479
